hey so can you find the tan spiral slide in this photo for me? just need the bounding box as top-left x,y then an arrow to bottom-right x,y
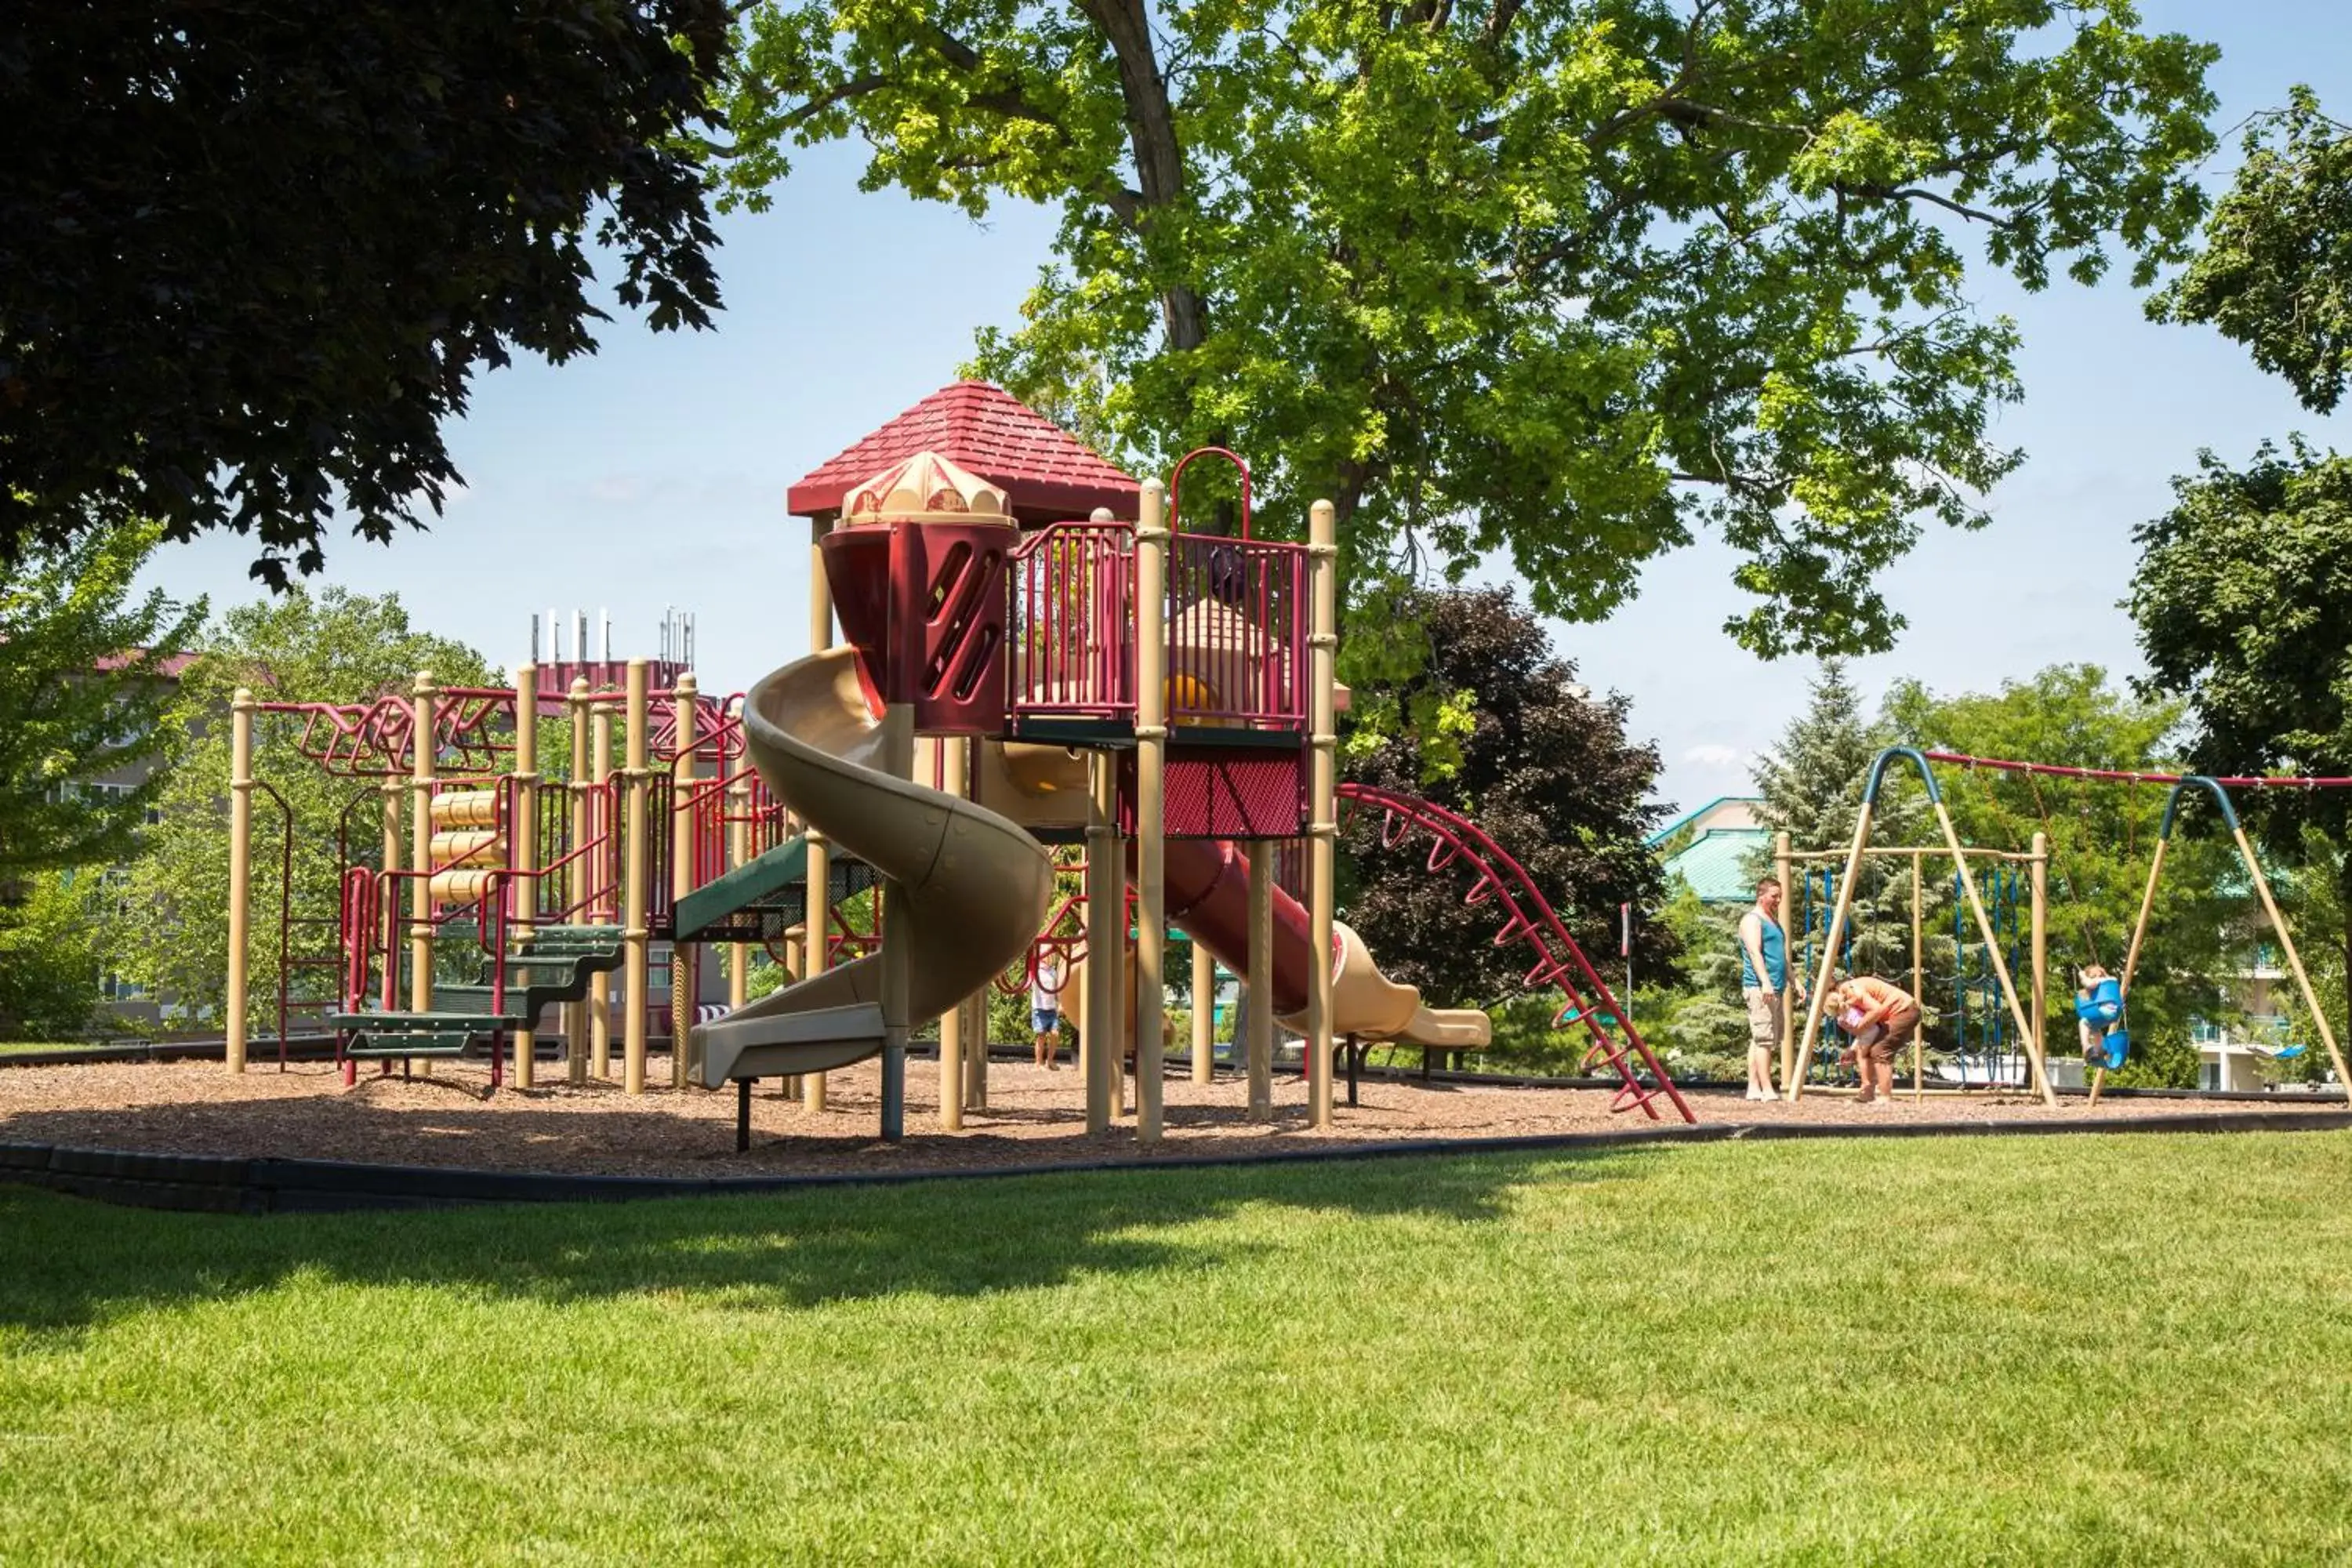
691,648 -> 1054,1087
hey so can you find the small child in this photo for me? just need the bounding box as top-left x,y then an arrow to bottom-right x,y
2076,964 -> 2124,1070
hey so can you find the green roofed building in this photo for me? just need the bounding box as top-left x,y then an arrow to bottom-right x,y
1648,797 -> 1769,905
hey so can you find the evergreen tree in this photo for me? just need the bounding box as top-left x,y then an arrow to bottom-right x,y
1749,661 -> 1930,987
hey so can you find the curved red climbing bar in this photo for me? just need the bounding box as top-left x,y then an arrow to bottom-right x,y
1337,783 -> 1697,1124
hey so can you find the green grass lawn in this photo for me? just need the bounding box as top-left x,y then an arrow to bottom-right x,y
4,1133 -> 2350,1564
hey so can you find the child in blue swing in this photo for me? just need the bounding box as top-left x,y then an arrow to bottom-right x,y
2076,964 -> 2127,1070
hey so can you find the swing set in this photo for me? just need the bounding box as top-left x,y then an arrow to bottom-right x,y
1788,746 -> 2352,1106
1778,833 -> 2048,1102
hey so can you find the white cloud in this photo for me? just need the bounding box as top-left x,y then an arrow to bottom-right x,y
1682,742 -> 1745,771
586,474 -> 647,505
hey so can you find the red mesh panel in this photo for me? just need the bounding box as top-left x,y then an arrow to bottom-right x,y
1121,747 -> 1304,838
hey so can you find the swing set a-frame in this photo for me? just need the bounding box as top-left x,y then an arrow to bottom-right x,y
1789,746 -> 2352,1105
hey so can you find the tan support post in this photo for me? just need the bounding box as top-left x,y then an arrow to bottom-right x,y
963,993 -> 989,1110
2233,822 -> 2352,1094
1191,938 -> 1214,1084
1787,802 -> 1873,1102
512,662 -> 539,1089
1307,499 -> 1339,1129
226,688 -> 257,1073
804,511 -> 837,1114
1774,830 -> 1794,1089
622,658 -> 651,1094
1083,750 -> 1121,1132
938,735 -> 967,1131
2030,829 -> 2049,1093
1133,479 -> 1169,1142
1935,795 -> 2056,1106
408,672 -> 437,1020
590,699 -> 615,1080
1911,849 -> 1925,1105
2103,834 -> 2173,1106
1072,949 -> 1091,1086
566,678 -> 592,1085
1246,843 -> 1275,1120
670,673 -> 699,1090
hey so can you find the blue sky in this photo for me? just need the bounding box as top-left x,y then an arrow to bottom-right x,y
136,0 -> 2350,813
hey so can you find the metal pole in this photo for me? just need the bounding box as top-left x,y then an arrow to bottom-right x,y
408,672 -> 437,1019
1083,752 -> 1120,1133
1134,478 -> 1170,1143
589,699 -> 615,1080
226,688 -> 256,1073
804,512 -> 836,1114
1911,848 -> 1924,1105
1787,804 -> 1872,1102
1246,842 -> 1275,1120
1936,795 -> 2056,1105
726,721 -> 750,1025
877,703 -> 914,1141
511,662 -> 539,1088
938,735 -> 966,1133
669,673 -> 699,1090
2030,829 -> 2049,1095
1307,499 -> 1339,1129
567,677 -> 592,1085
2234,822 -> 2352,1094
1191,938 -> 1214,1084
1775,830 -> 1794,1088
622,658 -> 650,1094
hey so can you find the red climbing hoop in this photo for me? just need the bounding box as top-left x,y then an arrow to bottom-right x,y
1337,783 -> 1696,1124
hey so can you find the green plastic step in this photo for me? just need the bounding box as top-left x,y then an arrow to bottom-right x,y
343,1032 -> 485,1059
331,1009 -> 524,1033
513,924 -> 625,955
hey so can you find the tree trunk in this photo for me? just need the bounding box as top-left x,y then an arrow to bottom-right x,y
1077,0 -> 1206,356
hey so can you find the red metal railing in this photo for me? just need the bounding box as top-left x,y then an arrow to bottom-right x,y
1010,521 -> 1136,722
1165,533 -> 1309,730
1338,784 -> 1696,1123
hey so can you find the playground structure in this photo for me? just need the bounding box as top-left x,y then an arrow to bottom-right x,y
218,383 -> 1690,1144
1790,746 -> 2352,1106
1777,832 -> 2050,1101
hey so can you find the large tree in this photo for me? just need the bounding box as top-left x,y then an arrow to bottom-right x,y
0,524 -> 202,882
725,1 -> 2216,655
111,589 -> 497,1027
1,2 -> 728,584
2129,444 -> 2352,1036
1339,586 -> 1674,1011
2147,87 -> 2351,415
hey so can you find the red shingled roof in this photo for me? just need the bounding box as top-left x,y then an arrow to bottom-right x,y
93,648 -> 197,678
787,381 -> 1140,524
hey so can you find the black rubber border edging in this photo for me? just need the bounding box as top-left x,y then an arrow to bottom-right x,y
3,1109 -> 2347,1215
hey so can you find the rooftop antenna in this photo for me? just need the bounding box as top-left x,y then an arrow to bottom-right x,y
529,612 -> 542,664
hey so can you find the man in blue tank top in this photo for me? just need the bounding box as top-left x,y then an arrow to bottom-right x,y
1738,878 -> 1788,1102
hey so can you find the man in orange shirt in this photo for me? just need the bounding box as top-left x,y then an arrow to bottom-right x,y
1824,975 -> 1920,1107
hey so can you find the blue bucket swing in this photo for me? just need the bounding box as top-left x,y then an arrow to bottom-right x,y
2076,977 -> 2130,1070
